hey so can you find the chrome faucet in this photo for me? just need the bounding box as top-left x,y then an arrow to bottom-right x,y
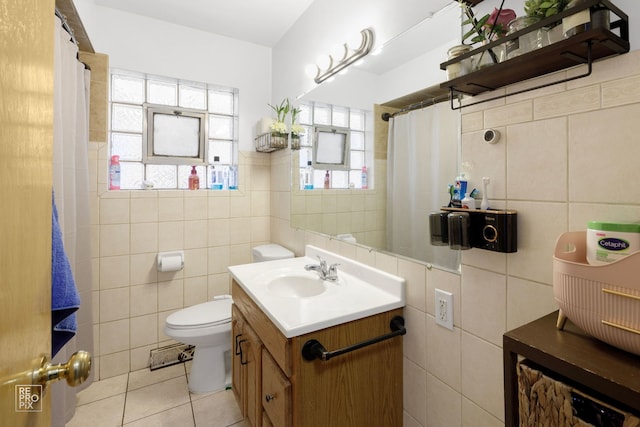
305,256 -> 339,281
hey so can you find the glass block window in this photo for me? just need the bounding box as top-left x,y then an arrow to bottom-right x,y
109,69 -> 239,190
297,101 -> 372,190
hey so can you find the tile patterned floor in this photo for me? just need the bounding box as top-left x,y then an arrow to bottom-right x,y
66,363 -> 248,427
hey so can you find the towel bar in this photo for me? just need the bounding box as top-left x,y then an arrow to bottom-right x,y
301,316 -> 406,362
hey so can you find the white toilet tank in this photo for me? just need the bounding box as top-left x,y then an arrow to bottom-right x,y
252,244 -> 294,262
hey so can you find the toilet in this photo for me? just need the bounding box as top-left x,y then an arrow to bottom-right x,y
164,244 -> 294,393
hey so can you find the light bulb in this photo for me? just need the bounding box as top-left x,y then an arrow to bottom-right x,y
330,44 -> 347,62
305,64 -> 319,78
316,54 -> 332,71
346,31 -> 364,50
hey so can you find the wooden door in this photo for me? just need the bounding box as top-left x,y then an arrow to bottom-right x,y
0,0 -> 55,425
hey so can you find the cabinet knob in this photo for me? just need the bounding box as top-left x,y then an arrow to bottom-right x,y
265,393 -> 275,402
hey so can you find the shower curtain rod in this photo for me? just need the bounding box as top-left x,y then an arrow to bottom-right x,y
55,7 -> 79,47
381,93 -> 452,121
54,7 -> 91,70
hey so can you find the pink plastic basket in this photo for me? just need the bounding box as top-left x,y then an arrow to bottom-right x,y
553,231 -> 640,356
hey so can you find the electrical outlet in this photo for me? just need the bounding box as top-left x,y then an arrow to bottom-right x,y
435,289 -> 454,330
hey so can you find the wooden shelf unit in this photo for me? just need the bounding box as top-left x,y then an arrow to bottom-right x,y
503,311 -> 640,425
440,0 -> 629,107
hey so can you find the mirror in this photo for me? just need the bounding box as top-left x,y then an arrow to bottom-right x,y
291,2 -> 463,271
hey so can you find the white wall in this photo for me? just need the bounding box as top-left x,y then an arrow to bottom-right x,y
75,0 -> 272,152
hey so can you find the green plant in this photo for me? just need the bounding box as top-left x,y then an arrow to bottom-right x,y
290,105 -> 302,125
268,98 -> 290,123
524,0 -> 568,20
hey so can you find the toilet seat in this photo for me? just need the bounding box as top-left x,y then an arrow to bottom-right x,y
166,298 -> 232,330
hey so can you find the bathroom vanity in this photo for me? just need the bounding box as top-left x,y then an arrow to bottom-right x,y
229,246 -> 406,427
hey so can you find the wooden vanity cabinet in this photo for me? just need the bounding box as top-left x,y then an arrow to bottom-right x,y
231,280 -> 403,427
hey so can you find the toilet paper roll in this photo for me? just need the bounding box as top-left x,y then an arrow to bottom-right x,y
157,254 -> 183,272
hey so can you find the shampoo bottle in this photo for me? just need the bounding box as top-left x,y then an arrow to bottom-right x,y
303,161 -> 314,190
361,166 -> 368,189
211,156 -> 224,190
109,155 -> 121,190
227,165 -> 237,190
324,170 -> 330,189
188,165 -> 199,190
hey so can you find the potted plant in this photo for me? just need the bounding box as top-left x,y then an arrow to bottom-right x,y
524,0 -> 569,44
289,105 -> 304,150
524,0 -> 568,21
268,98 -> 290,148
459,2 -> 516,69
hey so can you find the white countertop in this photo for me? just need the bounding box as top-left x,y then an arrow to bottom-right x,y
228,245 -> 405,338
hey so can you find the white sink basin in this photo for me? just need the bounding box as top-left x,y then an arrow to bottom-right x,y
267,274 -> 327,298
229,245 -> 405,338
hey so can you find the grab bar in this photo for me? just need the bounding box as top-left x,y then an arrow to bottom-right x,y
301,316 -> 406,362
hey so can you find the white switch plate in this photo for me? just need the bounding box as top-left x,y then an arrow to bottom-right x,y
435,289 -> 453,330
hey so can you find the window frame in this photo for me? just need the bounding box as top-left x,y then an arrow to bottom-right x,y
143,103 -> 208,166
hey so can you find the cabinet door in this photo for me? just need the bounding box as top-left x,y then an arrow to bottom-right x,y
244,322 -> 263,427
231,305 -> 245,415
262,351 -> 291,427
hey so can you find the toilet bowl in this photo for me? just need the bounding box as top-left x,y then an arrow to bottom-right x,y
163,244 -> 294,393
164,296 -> 232,393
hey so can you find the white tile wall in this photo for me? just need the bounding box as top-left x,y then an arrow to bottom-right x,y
90,151 -> 272,379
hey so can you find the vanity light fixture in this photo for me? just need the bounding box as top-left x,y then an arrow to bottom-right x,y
311,28 -> 375,84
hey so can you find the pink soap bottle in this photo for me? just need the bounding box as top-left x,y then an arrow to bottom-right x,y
188,165 -> 200,190
109,155 -> 121,190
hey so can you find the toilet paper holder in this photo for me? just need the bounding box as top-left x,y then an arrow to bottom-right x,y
157,251 -> 185,272
430,208 -> 518,253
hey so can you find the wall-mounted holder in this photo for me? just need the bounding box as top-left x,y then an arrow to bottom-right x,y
430,207 -> 517,253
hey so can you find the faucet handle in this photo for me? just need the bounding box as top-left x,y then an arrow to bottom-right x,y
328,263 -> 340,278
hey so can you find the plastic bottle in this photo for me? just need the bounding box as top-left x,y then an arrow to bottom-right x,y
188,165 -> 199,190
361,166 -> 368,189
461,192 -> 476,209
109,155 -> 121,190
227,165 -> 237,190
303,161 -> 314,190
324,170 -> 330,189
211,156 -> 224,190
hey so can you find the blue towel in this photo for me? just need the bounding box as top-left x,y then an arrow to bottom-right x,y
51,191 -> 81,356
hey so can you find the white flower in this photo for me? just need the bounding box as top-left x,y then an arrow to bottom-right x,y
270,121 -> 288,134
291,124 -> 305,136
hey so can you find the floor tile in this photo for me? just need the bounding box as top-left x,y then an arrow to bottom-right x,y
128,364 -> 186,391
123,402 -> 195,426
66,393 -> 126,427
76,373 -> 128,405
123,376 -> 191,424
67,365 -> 244,427
192,389 -> 243,427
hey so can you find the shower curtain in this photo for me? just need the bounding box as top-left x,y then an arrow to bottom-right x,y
51,14 -> 94,426
386,102 -> 460,271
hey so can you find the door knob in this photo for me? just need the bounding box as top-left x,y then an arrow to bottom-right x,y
33,351 -> 92,388
1,351 -> 92,397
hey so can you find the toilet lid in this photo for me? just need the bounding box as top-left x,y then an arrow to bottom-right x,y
166,298 -> 232,329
